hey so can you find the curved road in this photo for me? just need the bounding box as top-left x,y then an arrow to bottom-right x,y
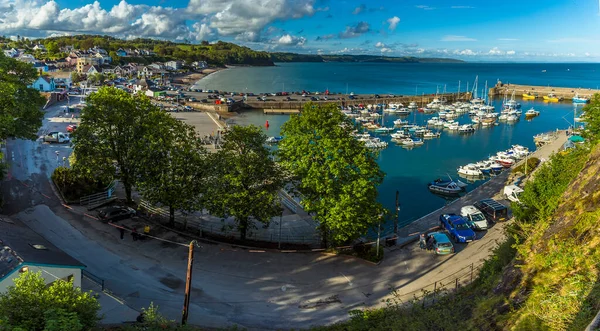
2,99 -> 507,330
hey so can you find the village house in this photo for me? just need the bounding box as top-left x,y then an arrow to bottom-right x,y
115,48 -> 128,57
3,48 -> 19,58
55,58 -> 69,69
165,60 -> 183,71
133,78 -> 155,94
76,56 -> 101,74
59,45 -> 75,53
31,76 -> 56,92
33,61 -> 48,73
32,44 -> 46,52
0,217 -> 85,293
16,54 -> 36,63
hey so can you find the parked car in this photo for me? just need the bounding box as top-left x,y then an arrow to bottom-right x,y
460,205 -> 489,230
43,131 -> 70,143
66,125 -> 77,133
427,232 -> 455,255
97,206 -> 136,223
473,198 -> 508,222
439,214 -> 477,243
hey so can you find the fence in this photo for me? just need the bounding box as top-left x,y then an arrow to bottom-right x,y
79,180 -> 118,210
387,262 -> 483,306
137,200 -> 321,247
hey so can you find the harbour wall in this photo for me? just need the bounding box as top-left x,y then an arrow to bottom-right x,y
489,82 -> 600,100
244,92 -> 473,113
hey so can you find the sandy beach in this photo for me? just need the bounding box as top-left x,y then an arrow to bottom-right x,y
171,67 -> 224,88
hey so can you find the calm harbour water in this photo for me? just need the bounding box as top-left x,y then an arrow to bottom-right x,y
198,63 -> 592,235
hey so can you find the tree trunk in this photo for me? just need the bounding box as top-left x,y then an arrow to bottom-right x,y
320,224 -> 328,248
167,205 -> 175,227
239,218 -> 248,240
124,183 -> 132,204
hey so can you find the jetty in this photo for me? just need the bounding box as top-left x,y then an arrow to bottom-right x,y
244,92 -> 472,114
489,82 -> 599,101
395,130 -> 569,243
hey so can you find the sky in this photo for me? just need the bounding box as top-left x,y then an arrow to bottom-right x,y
1,0 -> 600,61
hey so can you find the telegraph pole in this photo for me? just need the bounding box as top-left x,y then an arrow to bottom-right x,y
181,240 -> 197,325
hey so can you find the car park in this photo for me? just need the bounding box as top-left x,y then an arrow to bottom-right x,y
439,214 -> 477,243
97,206 -> 136,223
427,232 -> 455,255
473,199 -> 508,222
460,205 -> 489,230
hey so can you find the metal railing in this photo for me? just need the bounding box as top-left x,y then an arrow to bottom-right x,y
138,200 -> 321,247
79,180 -> 117,210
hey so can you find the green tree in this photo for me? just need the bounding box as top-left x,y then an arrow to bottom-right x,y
73,87 -> 159,202
277,103 -> 385,247
0,53 -> 45,141
581,93 -> 600,142
70,71 -> 84,84
45,41 -> 59,55
137,115 -> 207,227
203,125 -> 284,240
0,271 -> 100,331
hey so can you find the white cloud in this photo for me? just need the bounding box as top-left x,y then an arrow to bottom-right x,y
276,34 -> 306,46
387,16 -> 400,31
380,47 -> 392,53
488,47 -> 504,55
454,49 -> 477,56
0,0 -> 317,42
441,35 -> 477,42
415,5 -> 435,10
375,41 -> 385,48
451,6 -> 474,9
506,50 -> 516,55
352,4 -> 366,15
585,52 -> 591,56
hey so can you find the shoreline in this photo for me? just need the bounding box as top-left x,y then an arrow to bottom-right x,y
171,67 -> 226,90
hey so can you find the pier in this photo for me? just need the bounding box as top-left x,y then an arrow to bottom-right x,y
489,82 -> 600,101
242,92 -> 472,113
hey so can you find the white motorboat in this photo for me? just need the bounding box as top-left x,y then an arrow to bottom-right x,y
458,124 -> 475,133
394,118 -> 408,126
374,126 -> 394,134
391,131 -> 409,139
447,123 -> 460,131
408,101 -> 418,109
395,108 -> 411,116
423,131 -> 441,139
458,164 -> 483,176
525,108 -> 540,117
506,114 -> 519,122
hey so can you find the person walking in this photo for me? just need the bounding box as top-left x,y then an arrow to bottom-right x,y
419,233 -> 426,250
132,227 -> 138,241
119,227 -> 125,240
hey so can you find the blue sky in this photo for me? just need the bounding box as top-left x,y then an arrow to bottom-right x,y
1,0 -> 600,61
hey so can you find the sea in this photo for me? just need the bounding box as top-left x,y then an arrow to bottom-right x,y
194,62 -> 598,236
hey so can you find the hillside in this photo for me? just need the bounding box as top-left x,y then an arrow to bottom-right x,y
270,52 -> 464,63
314,98 -> 600,330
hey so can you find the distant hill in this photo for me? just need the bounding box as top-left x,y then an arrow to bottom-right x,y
1,34 -> 463,66
270,52 -> 464,63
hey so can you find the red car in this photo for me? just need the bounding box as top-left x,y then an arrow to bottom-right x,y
66,125 -> 77,132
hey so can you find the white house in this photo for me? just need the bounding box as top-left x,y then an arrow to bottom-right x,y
31,76 -> 55,92
16,54 -> 36,63
192,61 -> 208,69
32,44 -> 46,52
3,48 -> 19,58
0,217 -> 85,293
165,60 -> 183,71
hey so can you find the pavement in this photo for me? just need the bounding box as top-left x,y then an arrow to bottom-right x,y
0,97 -> 569,330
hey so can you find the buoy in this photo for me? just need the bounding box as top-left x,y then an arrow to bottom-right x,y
265,120 -> 270,128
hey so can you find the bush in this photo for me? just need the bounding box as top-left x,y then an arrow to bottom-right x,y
512,157 -> 540,174
51,166 -> 108,201
352,244 -> 384,263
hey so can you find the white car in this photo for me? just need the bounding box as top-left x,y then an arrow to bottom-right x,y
460,205 -> 489,230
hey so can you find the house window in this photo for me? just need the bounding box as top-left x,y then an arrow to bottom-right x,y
39,84 -> 44,91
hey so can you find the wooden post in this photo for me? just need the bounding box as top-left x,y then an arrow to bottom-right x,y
181,241 -> 196,325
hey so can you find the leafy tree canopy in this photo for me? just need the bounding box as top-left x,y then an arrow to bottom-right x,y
0,271 -> 100,331
0,53 -> 45,141
278,103 -> 385,247
73,86 -> 160,202
137,113 -> 208,226
202,125 -> 284,240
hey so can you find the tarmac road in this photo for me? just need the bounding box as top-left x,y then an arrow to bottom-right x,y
2,98 -> 510,330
